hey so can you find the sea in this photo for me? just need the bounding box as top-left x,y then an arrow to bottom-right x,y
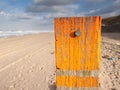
0,30 -> 53,38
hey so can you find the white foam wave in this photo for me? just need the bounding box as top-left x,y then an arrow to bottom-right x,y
0,30 -> 53,37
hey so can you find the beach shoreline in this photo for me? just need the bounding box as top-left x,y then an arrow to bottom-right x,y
0,31 -> 54,38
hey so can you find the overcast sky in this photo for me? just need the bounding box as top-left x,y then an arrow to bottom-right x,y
0,0 -> 120,31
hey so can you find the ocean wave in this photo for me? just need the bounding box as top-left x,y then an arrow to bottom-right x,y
0,30 -> 52,37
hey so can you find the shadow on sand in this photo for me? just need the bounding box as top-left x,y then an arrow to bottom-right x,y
49,83 -> 56,90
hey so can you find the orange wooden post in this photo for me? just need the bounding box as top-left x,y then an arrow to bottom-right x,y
54,16 -> 102,90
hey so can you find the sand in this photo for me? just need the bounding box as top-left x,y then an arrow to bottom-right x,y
0,32 -> 120,90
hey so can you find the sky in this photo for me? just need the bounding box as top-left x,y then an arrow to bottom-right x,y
0,0 -> 120,31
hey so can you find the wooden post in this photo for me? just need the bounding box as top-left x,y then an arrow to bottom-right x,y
54,16 -> 102,90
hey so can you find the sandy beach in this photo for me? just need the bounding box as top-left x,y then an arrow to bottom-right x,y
0,33 -> 120,90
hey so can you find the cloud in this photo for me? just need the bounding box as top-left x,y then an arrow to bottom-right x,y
1,0 -> 120,32
27,0 -> 119,18
115,0 -> 120,3
0,10 -> 6,15
27,5 -> 66,13
34,0 -> 79,6
86,0 -> 105,2
25,0 -> 120,31
14,14 -> 34,20
88,0 -> 120,17
26,0 -> 79,14
0,10 -> 53,31
0,10 -> 11,17
0,10 -> 33,21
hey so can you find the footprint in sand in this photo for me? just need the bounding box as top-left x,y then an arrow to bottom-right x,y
46,71 -> 56,85
47,72 -> 56,90
38,66 -> 44,70
28,65 -> 44,73
50,51 -> 55,55
8,83 -> 16,90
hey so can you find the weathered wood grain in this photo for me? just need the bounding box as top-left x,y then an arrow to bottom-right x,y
55,16 -> 102,89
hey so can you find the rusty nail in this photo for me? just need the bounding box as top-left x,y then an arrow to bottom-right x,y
75,30 -> 81,37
